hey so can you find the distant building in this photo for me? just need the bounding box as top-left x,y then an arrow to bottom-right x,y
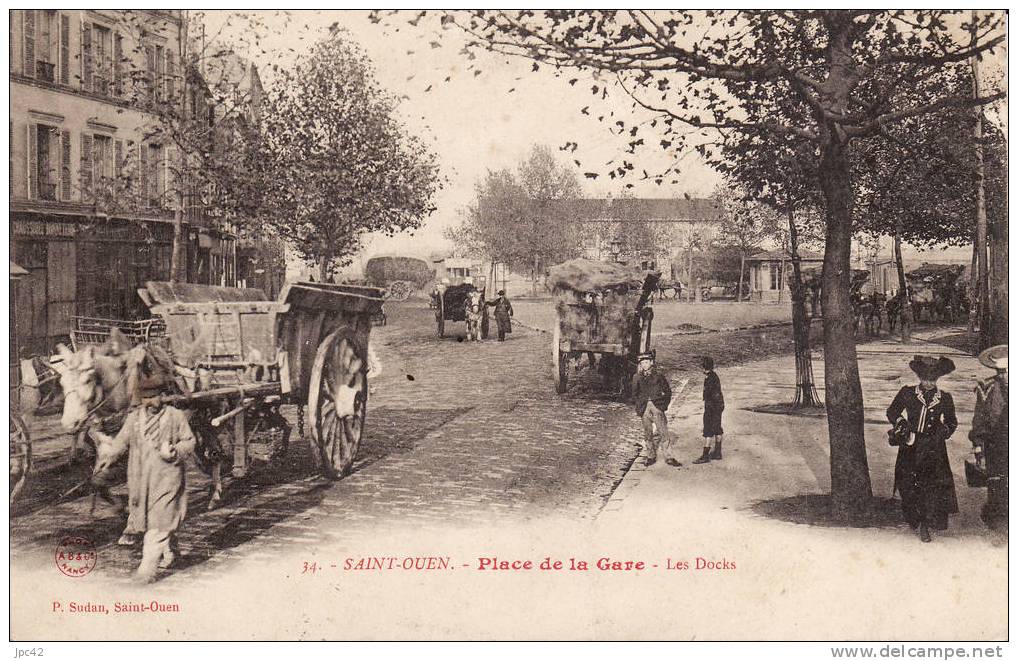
745,250 -> 824,303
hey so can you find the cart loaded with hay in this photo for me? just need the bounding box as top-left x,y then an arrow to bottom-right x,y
548,259 -> 660,396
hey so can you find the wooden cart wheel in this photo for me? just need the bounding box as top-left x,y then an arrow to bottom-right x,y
9,412 -> 31,506
308,327 -> 368,479
436,296 -> 445,338
552,322 -> 568,394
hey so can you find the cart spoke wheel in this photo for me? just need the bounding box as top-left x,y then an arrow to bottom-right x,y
308,328 -> 368,479
9,413 -> 31,506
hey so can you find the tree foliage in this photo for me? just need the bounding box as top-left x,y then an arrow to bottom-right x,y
258,33 -> 442,279
446,144 -> 583,276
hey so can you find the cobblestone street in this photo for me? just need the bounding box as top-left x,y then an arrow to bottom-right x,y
10,301 -> 655,583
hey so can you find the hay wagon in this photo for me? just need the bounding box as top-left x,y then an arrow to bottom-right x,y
549,260 -> 659,396
433,282 -> 489,338
139,280 -> 384,479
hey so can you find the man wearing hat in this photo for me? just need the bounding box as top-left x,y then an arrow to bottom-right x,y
886,355 -> 960,542
970,344 -> 1008,533
486,290 -> 514,341
632,351 -> 676,467
93,371 -> 196,581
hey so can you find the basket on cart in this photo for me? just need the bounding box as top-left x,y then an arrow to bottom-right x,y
69,316 -> 166,351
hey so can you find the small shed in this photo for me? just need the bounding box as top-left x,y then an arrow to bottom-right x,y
745,250 -> 823,302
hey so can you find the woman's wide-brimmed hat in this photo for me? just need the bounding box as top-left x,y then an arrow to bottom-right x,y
909,355 -> 955,380
978,344 -> 1008,370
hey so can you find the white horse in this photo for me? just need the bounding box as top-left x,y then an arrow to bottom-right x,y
464,291 -> 484,341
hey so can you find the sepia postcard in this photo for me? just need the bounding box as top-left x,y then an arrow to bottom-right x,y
7,8 -> 1009,649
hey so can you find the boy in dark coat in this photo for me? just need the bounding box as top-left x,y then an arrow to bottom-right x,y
632,352 -> 676,467
694,356 -> 725,464
887,355 -> 959,543
970,344 -> 1008,533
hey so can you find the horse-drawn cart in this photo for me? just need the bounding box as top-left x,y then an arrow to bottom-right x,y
139,280 -> 384,482
548,259 -> 659,396
433,282 -> 489,339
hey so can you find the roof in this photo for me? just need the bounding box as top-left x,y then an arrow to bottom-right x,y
746,250 -> 824,263
537,197 -> 721,222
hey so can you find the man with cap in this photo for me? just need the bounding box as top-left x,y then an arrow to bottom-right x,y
970,344 -> 1008,533
886,355 -> 959,542
632,351 -> 677,467
486,290 -> 514,341
93,371 -> 196,582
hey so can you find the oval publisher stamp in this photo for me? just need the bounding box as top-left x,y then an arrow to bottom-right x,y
55,536 -> 98,578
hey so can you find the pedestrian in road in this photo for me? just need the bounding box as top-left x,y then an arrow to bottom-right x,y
693,356 -> 725,464
886,355 -> 959,543
486,290 -> 514,341
632,352 -> 677,467
93,372 -> 197,582
969,344 -> 1008,534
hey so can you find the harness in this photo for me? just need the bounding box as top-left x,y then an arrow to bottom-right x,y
71,363 -> 132,435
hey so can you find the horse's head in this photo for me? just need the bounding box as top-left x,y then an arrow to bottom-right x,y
467,291 -> 482,312
50,329 -> 140,433
51,344 -> 104,432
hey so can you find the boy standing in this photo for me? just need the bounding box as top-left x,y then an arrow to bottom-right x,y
632,352 -> 678,467
93,373 -> 196,582
693,356 -> 725,464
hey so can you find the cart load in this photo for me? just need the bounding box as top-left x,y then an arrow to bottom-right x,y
548,259 -> 660,396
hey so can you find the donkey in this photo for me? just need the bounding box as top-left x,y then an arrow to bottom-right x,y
464,290 -> 484,341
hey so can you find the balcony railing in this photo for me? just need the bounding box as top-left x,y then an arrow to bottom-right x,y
35,61 -> 55,83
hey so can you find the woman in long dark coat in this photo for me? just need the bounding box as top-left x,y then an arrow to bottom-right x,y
886,355 -> 959,543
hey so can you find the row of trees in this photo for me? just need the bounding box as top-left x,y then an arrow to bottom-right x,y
377,9 -> 1006,518
83,13 -> 441,283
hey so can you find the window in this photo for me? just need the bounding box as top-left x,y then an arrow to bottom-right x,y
768,262 -> 783,291
92,25 -> 112,95
92,134 -> 113,184
146,143 -> 163,207
36,125 -> 59,201
35,10 -> 56,81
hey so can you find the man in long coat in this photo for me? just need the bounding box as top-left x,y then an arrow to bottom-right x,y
970,345 -> 1008,533
886,355 -> 959,542
487,290 -> 514,341
94,374 -> 196,581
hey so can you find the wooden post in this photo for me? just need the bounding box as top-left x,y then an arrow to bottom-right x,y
232,408 -> 247,478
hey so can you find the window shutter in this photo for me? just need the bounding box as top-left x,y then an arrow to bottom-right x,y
114,139 -> 124,179
27,123 -> 37,198
22,10 -> 35,78
81,20 -> 92,91
165,51 -> 175,103
145,44 -> 155,101
112,32 -> 122,97
139,143 -> 148,208
80,133 -> 93,200
59,13 -> 69,84
60,129 -> 71,200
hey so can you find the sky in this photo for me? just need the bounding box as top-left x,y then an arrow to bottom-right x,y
203,10 -> 723,270
203,10 -> 1005,273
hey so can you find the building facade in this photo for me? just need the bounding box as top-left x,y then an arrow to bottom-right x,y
10,10 -> 240,355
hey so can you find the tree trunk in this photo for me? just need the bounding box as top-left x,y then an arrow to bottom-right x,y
987,207 -> 1008,346
737,252 -> 746,302
170,208 -> 186,283
687,243 -> 694,302
893,226 -> 911,343
818,134 -> 873,517
318,257 -> 331,283
788,205 -> 820,407
532,254 -> 539,296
